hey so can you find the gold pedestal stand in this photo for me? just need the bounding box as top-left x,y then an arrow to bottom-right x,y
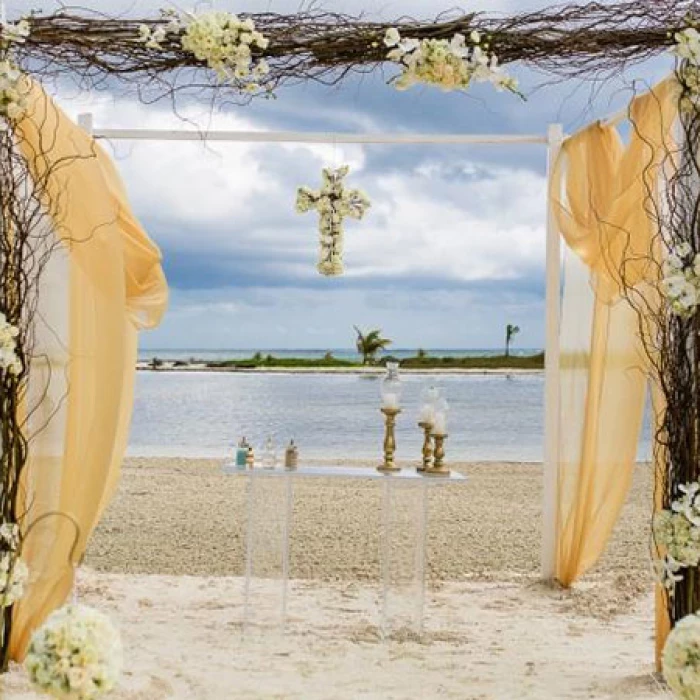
417,421 -> 434,472
378,407 -> 402,473
424,433 -> 449,477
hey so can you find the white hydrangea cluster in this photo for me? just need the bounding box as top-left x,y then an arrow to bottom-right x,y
0,522 -> 27,608
0,311 -> 21,375
671,27 -> 700,113
0,551 -> 28,608
383,28 -> 518,94
296,166 -> 371,277
0,19 -> 30,48
661,243 -> 700,317
0,60 -> 26,125
663,613 -> 700,700
25,604 -> 123,700
138,10 -> 270,91
673,28 -> 700,64
655,483 -> 700,594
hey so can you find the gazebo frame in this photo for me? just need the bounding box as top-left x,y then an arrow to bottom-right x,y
77,112 -> 566,579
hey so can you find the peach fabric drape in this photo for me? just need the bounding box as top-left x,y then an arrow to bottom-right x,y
8,82 -> 168,658
551,77 -> 678,587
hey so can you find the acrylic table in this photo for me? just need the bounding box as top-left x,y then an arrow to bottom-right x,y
224,464 -> 467,639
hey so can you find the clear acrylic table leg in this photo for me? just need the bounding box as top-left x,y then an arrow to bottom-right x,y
380,478 -> 428,640
242,473 -> 293,636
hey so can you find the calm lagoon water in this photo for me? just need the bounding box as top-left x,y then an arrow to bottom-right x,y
128,371 -> 653,463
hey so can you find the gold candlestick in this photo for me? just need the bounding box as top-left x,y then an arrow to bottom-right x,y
378,407 -> 402,473
417,421 -> 434,472
426,433 -> 449,477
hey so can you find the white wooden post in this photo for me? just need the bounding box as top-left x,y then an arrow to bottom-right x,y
77,112 -> 94,135
541,123 -> 565,581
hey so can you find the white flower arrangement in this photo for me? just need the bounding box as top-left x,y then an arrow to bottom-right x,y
0,310 -> 21,375
671,27 -> 700,113
0,59 -> 26,125
0,522 -> 27,608
25,604 -> 123,700
663,613 -> 700,699
0,551 -> 28,608
0,19 -> 30,48
296,165 -> 370,277
655,483 -> 700,593
673,28 -> 700,65
138,10 -> 270,91
661,243 -> 700,317
383,28 -> 519,95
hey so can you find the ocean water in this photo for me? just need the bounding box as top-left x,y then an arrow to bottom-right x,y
128,370 -> 653,463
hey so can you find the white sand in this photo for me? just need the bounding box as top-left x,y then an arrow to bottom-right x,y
3,569 -> 667,699
2,460 -> 666,698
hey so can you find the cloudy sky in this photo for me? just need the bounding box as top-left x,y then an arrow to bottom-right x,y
12,0 -> 672,351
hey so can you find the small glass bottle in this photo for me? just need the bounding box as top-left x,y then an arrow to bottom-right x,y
284,440 -> 298,470
236,438 -> 249,468
262,436 -> 277,470
246,445 -> 255,469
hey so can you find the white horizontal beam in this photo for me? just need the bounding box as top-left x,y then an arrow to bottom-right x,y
86,125 -> 549,146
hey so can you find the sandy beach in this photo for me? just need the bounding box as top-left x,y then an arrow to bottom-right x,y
4,458 -> 662,699
84,458 -> 652,588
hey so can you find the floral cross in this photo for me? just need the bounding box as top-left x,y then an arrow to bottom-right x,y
296,165 -> 370,277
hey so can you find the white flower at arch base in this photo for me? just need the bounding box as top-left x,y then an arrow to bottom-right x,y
25,604 -> 123,700
138,10 -> 270,92
296,166 -> 370,277
383,28 -> 519,95
664,613 -> 700,699
0,311 -> 21,375
661,243 -> 700,318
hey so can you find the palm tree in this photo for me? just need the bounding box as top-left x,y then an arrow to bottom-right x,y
505,324 -> 520,357
354,326 -> 392,365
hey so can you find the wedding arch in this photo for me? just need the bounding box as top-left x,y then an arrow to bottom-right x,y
0,0 -> 697,692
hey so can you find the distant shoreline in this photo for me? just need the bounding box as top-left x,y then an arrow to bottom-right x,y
137,351 -> 545,374
136,364 -> 543,375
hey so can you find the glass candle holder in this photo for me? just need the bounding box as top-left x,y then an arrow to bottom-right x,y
380,361 -> 402,410
418,385 -> 440,423
432,397 -> 449,435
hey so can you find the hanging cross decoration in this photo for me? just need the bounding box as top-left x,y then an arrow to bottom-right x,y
296,165 -> 370,277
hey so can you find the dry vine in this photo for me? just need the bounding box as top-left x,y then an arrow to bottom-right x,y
8,1 -> 691,103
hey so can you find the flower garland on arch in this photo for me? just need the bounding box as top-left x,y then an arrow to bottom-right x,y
383,28 -> 520,95
0,523 -> 27,609
138,9 -> 271,93
0,18 -> 30,125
